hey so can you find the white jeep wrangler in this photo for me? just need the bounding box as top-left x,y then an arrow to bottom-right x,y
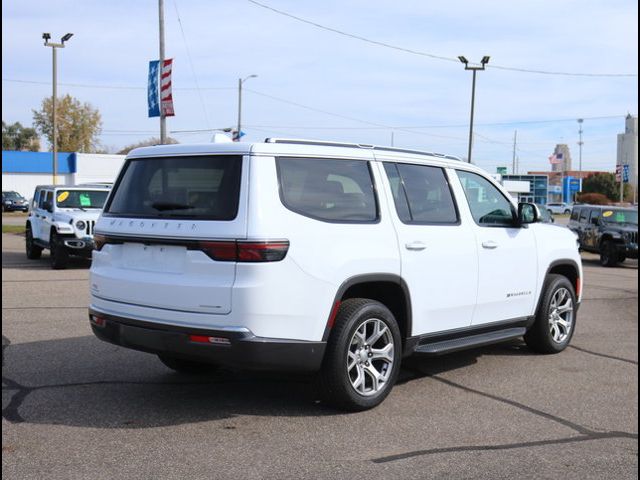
89,139 -> 582,411
26,184 -> 111,269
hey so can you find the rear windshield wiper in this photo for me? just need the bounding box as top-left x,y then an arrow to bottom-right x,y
151,201 -> 195,211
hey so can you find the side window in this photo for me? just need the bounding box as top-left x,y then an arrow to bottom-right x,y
39,190 -> 51,209
570,208 -> 580,221
579,208 -> 589,223
32,190 -> 41,210
383,162 -> 458,224
277,157 -> 378,223
456,170 -> 515,226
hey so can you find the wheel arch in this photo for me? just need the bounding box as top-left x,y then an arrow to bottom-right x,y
322,274 -> 412,349
537,260 -> 581,316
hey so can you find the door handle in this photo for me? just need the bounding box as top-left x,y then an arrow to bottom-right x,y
482,241 -> 499,249
405,241 -> 427,251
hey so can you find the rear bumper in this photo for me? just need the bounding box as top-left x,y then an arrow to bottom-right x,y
89,308 -> 326,372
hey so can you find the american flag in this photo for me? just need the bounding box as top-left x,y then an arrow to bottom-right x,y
160,59 -> 175,117
548,153 -> 562,164
147,60 -> 160,117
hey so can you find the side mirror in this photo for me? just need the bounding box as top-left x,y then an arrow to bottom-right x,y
591,217 -> 599,226
518,202 -> 539,226
43,201 -> 53,213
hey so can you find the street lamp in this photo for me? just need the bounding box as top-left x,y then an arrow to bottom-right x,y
577,118 -> 584,200
459,55 -> 490,164
43,32 -> 73,185
236,74 -> 258,142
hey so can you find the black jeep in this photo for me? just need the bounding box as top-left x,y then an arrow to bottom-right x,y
569,205 -> 638,267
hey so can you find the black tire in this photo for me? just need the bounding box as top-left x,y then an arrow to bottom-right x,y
319,298 -> 402,411
564,209 -> 571,215
618,254 -> 626,263
25,224 -> 43,259
599,240 -> 618,267
524,274 -> 577,354
49,231 -> 69,270
547,210 -> 553,217
158,355 -> 218,374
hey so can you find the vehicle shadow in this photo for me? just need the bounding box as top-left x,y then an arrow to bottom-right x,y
580,256 -> 638,270
1,249 -> 91,270
2,334 -> 531,428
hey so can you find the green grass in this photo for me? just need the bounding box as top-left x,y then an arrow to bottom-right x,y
2,225 -> 26,234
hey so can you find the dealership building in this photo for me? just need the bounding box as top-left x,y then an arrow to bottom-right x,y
1,151 -> 126,198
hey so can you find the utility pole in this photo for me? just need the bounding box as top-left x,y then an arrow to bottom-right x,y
577,118 -> 583,202
237,75 -> 257,142
458,55 -> 490,164
512,130 -> 517,174
43,32 -> 73,185
158,0 -> 166,144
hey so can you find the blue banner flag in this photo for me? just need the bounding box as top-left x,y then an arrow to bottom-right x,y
148,60 -> 160,117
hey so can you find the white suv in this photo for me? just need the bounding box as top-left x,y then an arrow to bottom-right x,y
26,184 -> 111,269
89,139 -> 582,410
547,202 -> 573,215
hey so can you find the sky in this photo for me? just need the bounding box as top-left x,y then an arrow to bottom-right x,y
2,0 -> 638,175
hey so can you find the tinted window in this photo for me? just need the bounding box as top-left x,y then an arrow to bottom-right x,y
457,170 -> 515,226
105,155 -> 242,220
579,208 -> 589,223
277,157 -> 377,222
42,191 -> 53,209
570,208 -> 580,221
589,209 -> 601,224
384,163 -> 458,224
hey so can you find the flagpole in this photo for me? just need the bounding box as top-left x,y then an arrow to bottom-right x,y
159,0 -> 166,144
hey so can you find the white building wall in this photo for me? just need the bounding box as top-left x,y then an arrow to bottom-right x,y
2,173 -> 74,199
74,153 -> 126,184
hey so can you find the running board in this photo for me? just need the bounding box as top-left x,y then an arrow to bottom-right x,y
412,327 -> 526,356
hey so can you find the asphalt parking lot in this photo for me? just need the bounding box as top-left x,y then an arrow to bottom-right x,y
2,230 -> 638,479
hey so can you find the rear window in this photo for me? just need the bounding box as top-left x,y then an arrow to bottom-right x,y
276,157 -> 378,223
104,155 -> 242,220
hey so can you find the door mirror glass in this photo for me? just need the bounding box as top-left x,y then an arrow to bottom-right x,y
518,203 -> 539,225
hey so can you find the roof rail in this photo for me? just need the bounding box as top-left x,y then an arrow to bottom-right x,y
264,138 -> 461,161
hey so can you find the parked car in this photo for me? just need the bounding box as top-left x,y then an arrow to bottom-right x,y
25,184 -> 112,269
2,191 -> 29,212
546,202 -> 573,215
88,139 -> 582,411
537,205 -> 555,223
568,205 -> 638,267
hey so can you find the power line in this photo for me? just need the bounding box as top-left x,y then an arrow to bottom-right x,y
172,0 -> 211,129
246,0 -> 637,78
3,76 -> 633,128
2,78 -> 233,91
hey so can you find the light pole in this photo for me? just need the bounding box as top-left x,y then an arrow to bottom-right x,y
237,74 -> 257,141
459,55 -> 490,164
577,118 -> 584,201
43,32 -> 73,185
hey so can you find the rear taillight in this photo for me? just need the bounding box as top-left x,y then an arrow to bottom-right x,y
90,315 -> 106,327
198,240 -> 289,262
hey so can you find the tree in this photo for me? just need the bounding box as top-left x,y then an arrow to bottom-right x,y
581,172 -> 631,201
32,94 -> 102,153
117,137 -> 179,155
2,121 -> 40,151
